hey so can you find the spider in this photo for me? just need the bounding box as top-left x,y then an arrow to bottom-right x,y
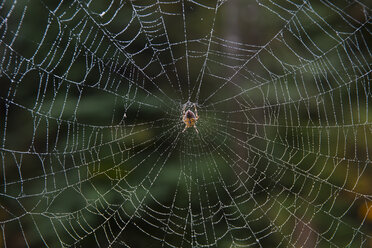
182,104 -> 199,133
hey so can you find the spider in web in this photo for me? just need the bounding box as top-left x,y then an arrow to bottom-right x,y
182,104 -> 199,133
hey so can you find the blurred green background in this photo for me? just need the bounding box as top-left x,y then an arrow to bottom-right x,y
0,0 -> 371,247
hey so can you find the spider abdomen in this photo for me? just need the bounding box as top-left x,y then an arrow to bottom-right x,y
182,105 -> 199,133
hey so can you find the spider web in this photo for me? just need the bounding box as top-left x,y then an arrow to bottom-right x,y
0,0 -> 371,247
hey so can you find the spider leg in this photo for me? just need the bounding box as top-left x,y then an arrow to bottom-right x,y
194,104 -> 199,120
194,125 -> 199,133
182,125 -> 187,133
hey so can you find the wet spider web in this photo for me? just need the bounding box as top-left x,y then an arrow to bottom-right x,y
0,0 -> 371,247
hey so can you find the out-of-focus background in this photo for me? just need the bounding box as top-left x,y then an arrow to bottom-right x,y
0,0 -> 371,247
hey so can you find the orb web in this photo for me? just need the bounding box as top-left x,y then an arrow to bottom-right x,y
0,0 -> 371,247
